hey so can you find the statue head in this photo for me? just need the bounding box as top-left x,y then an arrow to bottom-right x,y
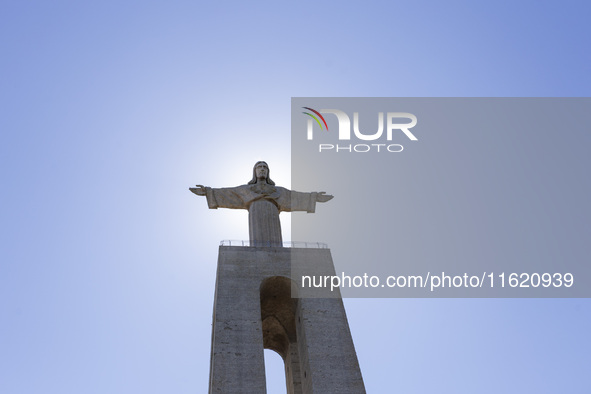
248,161 -> 275,185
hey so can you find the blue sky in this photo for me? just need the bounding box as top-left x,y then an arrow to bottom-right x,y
1,1 -> 590,393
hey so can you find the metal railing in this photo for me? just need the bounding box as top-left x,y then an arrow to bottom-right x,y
220,240 -> 328,249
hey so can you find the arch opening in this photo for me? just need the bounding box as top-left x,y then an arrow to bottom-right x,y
265,348 -> 288,393
260,276 -> 302,394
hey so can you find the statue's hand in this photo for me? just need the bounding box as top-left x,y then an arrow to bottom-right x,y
316,192 -> 333,203
189,185 -> 207,196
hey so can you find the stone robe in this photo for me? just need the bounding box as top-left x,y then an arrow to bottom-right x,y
203,183 -> 319,245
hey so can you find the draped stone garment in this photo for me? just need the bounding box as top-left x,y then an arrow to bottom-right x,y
203,183 -> 318,245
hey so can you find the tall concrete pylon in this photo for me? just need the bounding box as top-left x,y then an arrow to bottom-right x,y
191,161 -> 365,393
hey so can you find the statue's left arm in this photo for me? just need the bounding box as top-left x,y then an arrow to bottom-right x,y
277,188 -> 333,213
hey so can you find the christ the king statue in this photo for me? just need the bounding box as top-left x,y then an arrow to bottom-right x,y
190,161 -> 333,246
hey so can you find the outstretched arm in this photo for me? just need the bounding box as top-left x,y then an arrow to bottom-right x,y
189,185 -> 207,196
189,184 -> 251,210
316,192 -> 333,203
279,189 -> 334,213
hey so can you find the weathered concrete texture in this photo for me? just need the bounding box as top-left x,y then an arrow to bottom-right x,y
209,246 -> 365,394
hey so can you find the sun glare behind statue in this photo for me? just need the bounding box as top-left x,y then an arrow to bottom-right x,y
193,148 -> 292,245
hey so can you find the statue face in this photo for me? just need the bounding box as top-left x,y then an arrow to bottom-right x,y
255,162 -> 269,179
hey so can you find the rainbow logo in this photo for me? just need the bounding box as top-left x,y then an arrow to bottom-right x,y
302,107 -> 329,131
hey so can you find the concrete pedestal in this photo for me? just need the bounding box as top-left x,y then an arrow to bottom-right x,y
208,246 -> 365,393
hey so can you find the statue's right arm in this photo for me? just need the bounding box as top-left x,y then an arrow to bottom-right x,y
190,184 -> 219,209
189,184 -> 208,196
189,184 -> 248,210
